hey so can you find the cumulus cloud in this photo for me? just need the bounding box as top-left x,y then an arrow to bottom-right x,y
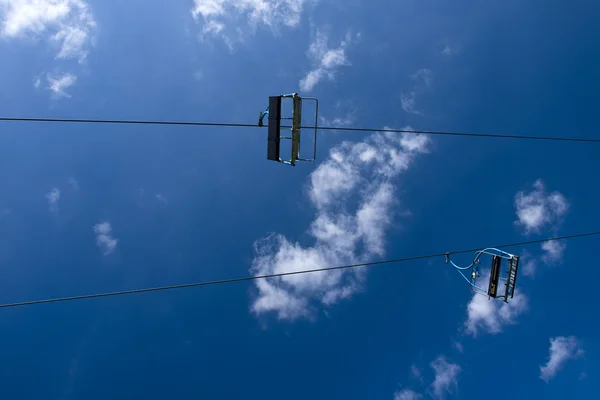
514,180 -> 569,235
0,0 -> 96,61
464,269 -> 528,336
47,72 -> 77,97
299,29 -> 357,92
250,128 -> 430,320
191,0 -> 305,45
394,356 -> 460,400
394,389 -> 422,400
540,336 -> 584,382
430,356 -> 461,399
93,221 -> 118,255
45,187 -> 60,213
514,180 -> 570,270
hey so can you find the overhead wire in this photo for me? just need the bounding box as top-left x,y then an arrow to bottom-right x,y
1,117 -> 597,309
0,230 -> 598,310
1,116 -> 599,143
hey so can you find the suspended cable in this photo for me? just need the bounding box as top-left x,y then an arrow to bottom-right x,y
0,117 -> 258,129
309,125 -> 600,143
1,230 -> 598,310
0,116 -> 598,143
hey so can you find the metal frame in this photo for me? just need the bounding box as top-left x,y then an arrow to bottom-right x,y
259,93 -> 319,166
445,248 -> 520,303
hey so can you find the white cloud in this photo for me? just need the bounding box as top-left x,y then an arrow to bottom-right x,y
299,29 -> 357,92
401,68 -> 433,115
464,269 -> 528,336
319,100 -> 357,128
401,91 -> 421,115
47,72 -> 77,97
514,180 -> 569,235
250,128 -> 430,320
93,221 -> 118,255
540,336 -> 584,382
191,0 -> 305,45
319,113 -> 355,128
540,239 -> 566,265
45,187 -> 60,213
411,68 -> 433,87
0,0 -> 96,61
519,250 -> 538,277
394,389 -> 422,400
430,356 -> 460,399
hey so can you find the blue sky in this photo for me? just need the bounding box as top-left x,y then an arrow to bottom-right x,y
0,0 -> 599,399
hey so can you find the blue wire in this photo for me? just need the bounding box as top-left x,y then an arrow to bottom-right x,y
448,249 -> 498,294
453,268 -> 486,293
448,260 -> 474,270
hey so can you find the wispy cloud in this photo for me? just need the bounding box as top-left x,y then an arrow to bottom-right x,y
540,336 -> 584,382
394,389 -> 422,400
540,239 -> 566,265
410,364 -> 422,381
514,180 -> 569,235
464,270 -> 528,336
47,72 -> 77,98
299,29 -> 358,92
401,68 -> 434,115
68,177 -> 79,191
319,113 -> 355,128
401,91 -> 421,115
192,70 -> 204,80
411,68 -> 433,88
519,250 -> 538,277
429,356 -> 461,399
93,221 -> 118,256
33,74 -> 42,88
319,100 -> 357,128
0,0 -> 96,61
250,128 -> 430,320
453,341 -> 464,353
156,194 -> 168,205
191,0 -> 306,46
45,187 -> 60,214
441,45 -> 453,56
